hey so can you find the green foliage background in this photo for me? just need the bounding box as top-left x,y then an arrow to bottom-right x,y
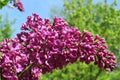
40,0 -> 120,80
0,0 -> 9,9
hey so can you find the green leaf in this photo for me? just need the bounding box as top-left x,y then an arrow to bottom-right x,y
0,0 -> 9,8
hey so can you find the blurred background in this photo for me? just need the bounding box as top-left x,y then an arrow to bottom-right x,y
0,0 -> 120,80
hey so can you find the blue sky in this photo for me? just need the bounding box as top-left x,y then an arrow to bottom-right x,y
0,0 -> 119,38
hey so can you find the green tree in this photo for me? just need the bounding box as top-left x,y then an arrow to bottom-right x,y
0,0 -> 9,8
40,0 -> 120,80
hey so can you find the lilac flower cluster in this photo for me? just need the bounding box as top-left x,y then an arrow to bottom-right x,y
9,0 -> 24,11
14,0 -> 24,11
0,13 -> 117,80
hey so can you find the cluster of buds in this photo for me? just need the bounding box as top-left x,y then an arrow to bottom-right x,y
0,13 -> 117,80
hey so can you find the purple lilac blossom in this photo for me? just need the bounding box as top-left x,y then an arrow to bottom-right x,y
0,13 -> 117,80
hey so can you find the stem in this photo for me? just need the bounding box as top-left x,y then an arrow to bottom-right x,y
0,70 -> 6,80
0,70 -> 2,80
0,70 -> 1,80
89,64 -> 93,80
94,68 -> 102,80
14,0 -> 17,3
18,62 -> 36,79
